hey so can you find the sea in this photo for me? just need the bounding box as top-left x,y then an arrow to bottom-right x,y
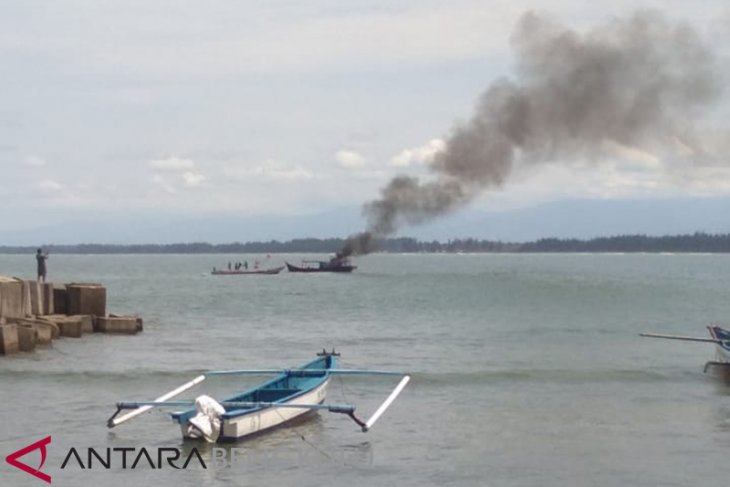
2,253 -> 730,487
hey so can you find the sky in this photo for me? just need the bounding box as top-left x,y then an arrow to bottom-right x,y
1,1 -> 730,244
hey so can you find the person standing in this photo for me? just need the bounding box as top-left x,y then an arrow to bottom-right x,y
36,248 -> 49,282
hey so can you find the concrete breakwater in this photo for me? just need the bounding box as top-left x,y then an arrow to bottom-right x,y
0,277 -> 142,356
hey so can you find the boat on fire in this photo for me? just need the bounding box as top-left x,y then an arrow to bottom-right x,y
107,350 -> 409,443
285,258 -> 356,273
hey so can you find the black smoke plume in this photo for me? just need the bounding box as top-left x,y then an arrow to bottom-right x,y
340,11 -> 722,257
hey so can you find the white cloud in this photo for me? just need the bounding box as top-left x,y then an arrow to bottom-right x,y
151,174 -> 177,194
391,138 -> 445,167
11,4 -> 511,78
149,156 -> 195,171
36,179 -> 63,191
181,171 -> 206,187
335,150 -> 367,169
602,141 -> 661,168
224,159 -> 314,181
148,157 -> 206,189
497,154 -> 730,207
24,155 -> 47,167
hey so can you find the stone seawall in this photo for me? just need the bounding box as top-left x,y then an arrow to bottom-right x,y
0,277 -> 142,356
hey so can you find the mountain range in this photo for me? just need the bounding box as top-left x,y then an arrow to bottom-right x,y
3,197 -> 730,245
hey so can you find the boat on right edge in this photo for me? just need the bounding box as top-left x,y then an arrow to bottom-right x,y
640,325 -> 730,378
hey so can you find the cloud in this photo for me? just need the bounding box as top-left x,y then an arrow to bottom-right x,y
147,156 -> 207,191
151,174 -> 177,194
149,156 -> 195,171
15,4 -> 511,78
391,138 -> 445,167
335,150 -> 367,169
181,171 -> 206,187
602,141 -> 661,168
36,179 -> 63,191
224,159 -> 314,181
25,155 -> 47,167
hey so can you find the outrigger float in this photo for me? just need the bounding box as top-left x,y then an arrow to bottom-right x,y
640,325 -> 730,373
107,350 -> 410,443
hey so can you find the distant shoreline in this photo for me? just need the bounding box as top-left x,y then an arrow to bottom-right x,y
3,233 -> 730,254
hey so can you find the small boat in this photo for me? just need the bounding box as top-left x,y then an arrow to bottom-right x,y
286,258 -> 357,273
640,325 -> 730,375
107,350 -> 409,443
211,266 -> 284,276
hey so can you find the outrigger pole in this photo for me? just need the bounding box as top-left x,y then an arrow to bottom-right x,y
205,368 -> 404,377
359,375 -> 410,432
639,332 -> 721,343
108,374 -> 206,428
115,400 -> 357,413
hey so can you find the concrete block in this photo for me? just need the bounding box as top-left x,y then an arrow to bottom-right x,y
53,286 -> 68,315
46,314 -> 92,334
17,325 -> 37,352
0,278 -> 25,319
42,282 -> 54,315
26,280 -> 44,316
71,315 -> 94,333
56,317 -> 83,338
35,317 -> 60,339
19,280 -> 31,317
109,313 -> 143,332
30,321 -> 53,346
96,316 -> 139,334
67,284 -> 106,317
0,324 -> 19,355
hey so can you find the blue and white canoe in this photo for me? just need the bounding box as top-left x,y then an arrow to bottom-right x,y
107,351 -> 410,443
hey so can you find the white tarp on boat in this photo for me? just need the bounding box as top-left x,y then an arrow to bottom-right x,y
186,395 -> 226,443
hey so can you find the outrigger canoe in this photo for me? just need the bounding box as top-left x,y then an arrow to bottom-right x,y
641,325 -> 730,374
107,350 -> 409,443
211,266 -> 284,276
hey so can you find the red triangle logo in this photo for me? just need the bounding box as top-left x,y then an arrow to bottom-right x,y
5,436 -> 52,483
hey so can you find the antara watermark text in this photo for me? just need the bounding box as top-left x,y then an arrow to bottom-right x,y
59,446 -> 373,470
5,436 -> 374,484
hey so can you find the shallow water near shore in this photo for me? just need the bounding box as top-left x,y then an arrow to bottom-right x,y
2,253 -> 730,486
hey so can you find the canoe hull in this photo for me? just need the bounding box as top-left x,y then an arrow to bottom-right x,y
172,354 -> 335,442
180,379 -> 330,441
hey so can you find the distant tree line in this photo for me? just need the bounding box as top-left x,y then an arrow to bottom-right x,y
3,233 -> 730,254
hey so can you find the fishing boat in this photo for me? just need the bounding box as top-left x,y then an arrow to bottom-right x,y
211,266 -> 284,276
107,350 -> 409,443
640,325 -> 730,374
286,258 -> 356,273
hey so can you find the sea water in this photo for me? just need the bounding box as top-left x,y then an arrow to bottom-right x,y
1,253 -> 730,486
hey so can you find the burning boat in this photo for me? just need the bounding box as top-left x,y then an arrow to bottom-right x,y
285,257 -> 357,273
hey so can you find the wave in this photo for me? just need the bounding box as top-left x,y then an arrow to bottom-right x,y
0,368 -> 208,382
411,367 -> 701,386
